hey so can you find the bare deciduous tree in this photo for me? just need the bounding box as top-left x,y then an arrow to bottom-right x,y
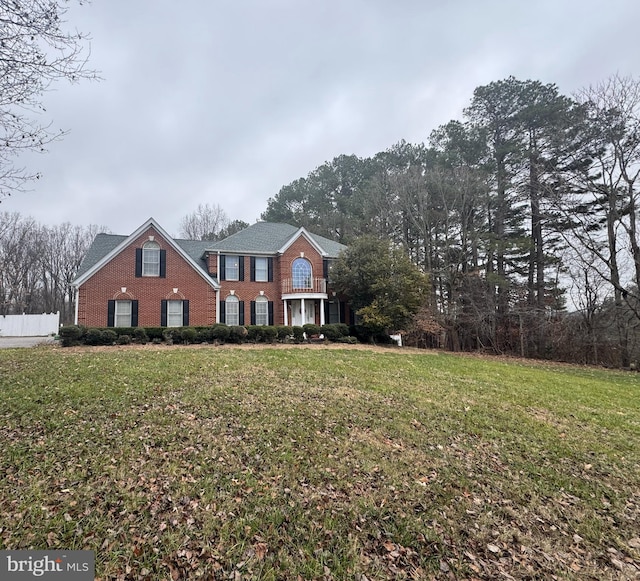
0,0 -> 97,198
178,203 -> 229,241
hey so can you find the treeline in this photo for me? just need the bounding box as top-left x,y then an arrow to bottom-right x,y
0,212 -> 103,324
262,75 -> 640,367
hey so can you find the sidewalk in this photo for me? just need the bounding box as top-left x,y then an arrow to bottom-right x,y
0,336 -> 57,349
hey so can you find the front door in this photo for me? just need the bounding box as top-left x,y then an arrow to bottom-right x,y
291,300 -> 315,326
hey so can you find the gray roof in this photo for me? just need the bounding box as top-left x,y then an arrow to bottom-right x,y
207,222 -> 346,257
75,222 -> 346,283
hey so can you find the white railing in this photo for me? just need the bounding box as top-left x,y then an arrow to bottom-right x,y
281,278 -> 327,294
0,312 -> 60,337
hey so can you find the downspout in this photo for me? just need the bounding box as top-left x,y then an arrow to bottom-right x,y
216,251 -> 221,323
73,286 -> 79,325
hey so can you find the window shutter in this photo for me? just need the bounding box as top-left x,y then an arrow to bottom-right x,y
135,249 -> 142,277
340,302 -> 346,324
183,300 -> 189,326
160,250 -> 167,278
324,301 -> 330,324
131,300 -> 139,327
250,301 -> 256,325
219,301 -> 226,324
160,300 -> 167,326
239,256 -> 245,281
107,300 -> 115,327
238,301 -> 245,326
250,257 -> 256,282
220,255 -> 226,281
268,301 -> 274,326
267,257 -> 273,282
323,259 -> 329,279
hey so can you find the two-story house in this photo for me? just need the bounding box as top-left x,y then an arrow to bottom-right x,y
73,217 -> 351,328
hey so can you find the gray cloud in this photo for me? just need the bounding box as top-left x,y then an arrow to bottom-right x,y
5,0 -> 640,235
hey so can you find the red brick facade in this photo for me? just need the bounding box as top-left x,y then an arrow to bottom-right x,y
75,220 -> 350,328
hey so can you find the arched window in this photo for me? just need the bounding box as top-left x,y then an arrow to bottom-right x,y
225,295 -> 239,326
142,241 -> 160,276
292,258 -> 312,289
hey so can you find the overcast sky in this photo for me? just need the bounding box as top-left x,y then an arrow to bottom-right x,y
4,0 -> 640,237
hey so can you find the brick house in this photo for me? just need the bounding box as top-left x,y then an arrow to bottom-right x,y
73,217 -> 351,328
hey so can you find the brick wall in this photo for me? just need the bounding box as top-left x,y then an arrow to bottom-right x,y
77,227 -> 216,327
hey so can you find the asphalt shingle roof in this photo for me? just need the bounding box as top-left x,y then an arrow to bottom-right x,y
74,222 -> 346,283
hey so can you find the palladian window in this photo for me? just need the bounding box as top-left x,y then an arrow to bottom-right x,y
292,258 -> 312,289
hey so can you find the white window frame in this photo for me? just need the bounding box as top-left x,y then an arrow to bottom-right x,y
255,257 -> 268,282
225,295 -> 239,326
225,255 -> 240,281
167,300 -> 183,327
292,258 -> 312,289
142,241 -> 160,277
115,300 -> 132,327
255,296 -> 268,326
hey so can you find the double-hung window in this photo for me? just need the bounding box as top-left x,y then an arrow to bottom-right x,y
115,300 -> 132,327
225,295 -> 239,326
167,300 -> 183,327
255,296 -> 269,326
225,255 -> 240,280
254,257 -> 268,282
142,241 -> 160,276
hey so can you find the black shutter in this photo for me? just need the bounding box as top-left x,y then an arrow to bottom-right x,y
239,256 -> 245,281
219,301 -> 226,324
182,300 -> 189,327
340,302 -> 346,324
267,257 -> 273,282
250,301 -> 256,325
268,301 -> 274,326
238,301 -> 245,326
135,249 -> 142,277
107,300 -> 115,327
160,300 -> 167,326
160,250 -> 166,278
250,257 -> 256,282
220,255 -> 226,281
323,259 -> 329,279
131,300 -> 139,327
324,301 -> 330,325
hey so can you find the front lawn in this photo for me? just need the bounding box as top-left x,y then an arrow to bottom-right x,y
0,344 -> 638,579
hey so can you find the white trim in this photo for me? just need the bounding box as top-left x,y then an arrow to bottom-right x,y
73,217 -> 219,290
277,227 -> 328,257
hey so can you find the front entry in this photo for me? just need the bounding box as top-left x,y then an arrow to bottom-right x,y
291,299 -> 315,326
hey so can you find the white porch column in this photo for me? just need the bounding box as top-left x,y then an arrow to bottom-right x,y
283,299 -> 288,326
320,298 -> 325,326
300,298 -> 305,325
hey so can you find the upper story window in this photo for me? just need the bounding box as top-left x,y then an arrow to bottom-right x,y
292,258 -> 312,289
142,241 -> 160,276
225,255 -> 240,281
254,257 -> 268,282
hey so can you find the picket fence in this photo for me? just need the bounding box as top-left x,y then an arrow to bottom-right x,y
0,312 -> 60,337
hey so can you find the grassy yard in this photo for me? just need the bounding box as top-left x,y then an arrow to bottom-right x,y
0,344 -> 638,580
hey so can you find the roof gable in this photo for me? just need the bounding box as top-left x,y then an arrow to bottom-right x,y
73,218 -> 218,288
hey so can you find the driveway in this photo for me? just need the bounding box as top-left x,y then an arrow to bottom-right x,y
0,336 -> 57,349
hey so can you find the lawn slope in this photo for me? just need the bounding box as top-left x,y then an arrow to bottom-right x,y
1,345 -> 638,579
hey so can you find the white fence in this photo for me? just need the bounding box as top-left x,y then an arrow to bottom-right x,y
0,312 -> 60,337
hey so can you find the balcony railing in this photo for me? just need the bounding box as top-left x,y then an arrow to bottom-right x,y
281,277 -> 327,294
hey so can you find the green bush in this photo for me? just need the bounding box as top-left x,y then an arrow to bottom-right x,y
229,326 -> 248,344
180,327 -> 198,344
276,326 -> 293,341
246,325 -> 262,342
211,324 -> 230,343
303,324 -> 321,337
117,334 -> 132,345
321,323 -> 349,341
133,328 -> 148,344
336,335 -> 358,344
145,327 -> 165,341
85,328 -> 117,346
262,326 -> 278,343
59,325 -> 84,347
292,326 -> 305,343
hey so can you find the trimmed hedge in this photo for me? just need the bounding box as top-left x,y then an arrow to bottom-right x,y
58,324 -> 358,347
